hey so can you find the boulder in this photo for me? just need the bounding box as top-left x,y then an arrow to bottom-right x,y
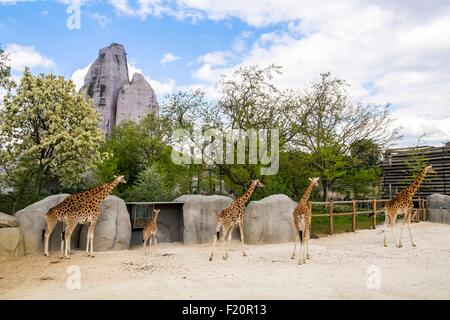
0,227 -> 25,256
244,194 -> 297,244
15,194 -> 131,255
0,211 -> 18,228
427,193 -> 450,209
427,194 -> 450,224
175,195 -> 233,244
15,194 -> 73,255
78,195 -> 131,251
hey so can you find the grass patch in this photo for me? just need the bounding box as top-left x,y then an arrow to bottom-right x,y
310,202 -> 385,236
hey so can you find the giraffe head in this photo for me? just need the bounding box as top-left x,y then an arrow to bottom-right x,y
309,177 -> 320,187
424,165 -> 436,174
253,179 -> 265,188
115,175 -> 127,183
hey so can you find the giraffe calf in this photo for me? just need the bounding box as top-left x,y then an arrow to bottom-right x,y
143,209 -> 160,256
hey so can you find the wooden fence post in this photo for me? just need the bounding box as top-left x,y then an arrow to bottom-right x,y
328,200 -> 333,235
421,198 -> 427,221
352,199 -> 356,232
371,199 -> 377,229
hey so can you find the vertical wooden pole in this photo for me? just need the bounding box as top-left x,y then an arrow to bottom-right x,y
372,199 -> 377,229
328,200 -> 333,235
352,199 -> 356,232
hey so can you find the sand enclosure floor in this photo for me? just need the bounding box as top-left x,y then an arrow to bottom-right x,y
0,221 -> 449,299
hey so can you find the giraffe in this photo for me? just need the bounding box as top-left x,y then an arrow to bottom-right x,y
371,165 -> 435,248
209,179 -> 265,261
43,175 -> 127,258
291,177 -> 320,265
143,209 -> 160,255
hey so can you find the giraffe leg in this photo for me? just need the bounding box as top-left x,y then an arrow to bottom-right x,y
60,229 -> 65,258
209,221 -> 222,261
407,210 -> 416,247
291,232 -> 299,259
143,237 -> 148,256
298,229 -> 304,265
239,219 -> 247,257
398,211 -> 407,248
44,218 -> 57,257
148,236 -> 153,255
86,223 -> 91,255
221,226 -> 230,260
390,221 -> 397,249
153,234 -> 158,253
306,228 -> 311,260
64,223 -> 77,259
225,225 -> 234,260
87,222 -> 96,257
383,214 -> 389,247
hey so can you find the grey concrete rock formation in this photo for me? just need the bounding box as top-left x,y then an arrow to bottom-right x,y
78,195 -> 131,251
15,194 -> 72,255
15,194 -> 131,255
116,73 -> 158,125
81,43 -> 158,134
0,212 -> 18,228
0,227 -> 25,256
427,193 -> 450,224
244,194 -> 297,244
175,195 -> 233,244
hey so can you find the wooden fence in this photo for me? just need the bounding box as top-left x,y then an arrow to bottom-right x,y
309,198 -> 427,235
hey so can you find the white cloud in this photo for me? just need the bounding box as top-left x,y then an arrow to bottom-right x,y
197,51 -> 230,66
89,12 -> 111,28
4,43 -> 55,72
160,52 -> 180,65
179,0 -> 450,146
70,63 -> 91,91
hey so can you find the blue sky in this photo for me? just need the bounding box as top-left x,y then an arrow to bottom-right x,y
1,0 -> 450,147
1,0 -> 276,88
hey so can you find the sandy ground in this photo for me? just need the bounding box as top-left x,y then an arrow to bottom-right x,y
0,221 -> 449,300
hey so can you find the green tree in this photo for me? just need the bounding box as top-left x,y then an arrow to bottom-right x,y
125,164 -> 169,201
0,45 -> 16,91
95,112 -> 191,199
0,68 -> 106,204
293,73 -> 400,200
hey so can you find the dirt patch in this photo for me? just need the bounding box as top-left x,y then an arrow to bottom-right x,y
0,222 -> 449,299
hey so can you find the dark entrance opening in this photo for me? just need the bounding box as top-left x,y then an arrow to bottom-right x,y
126,202 -> 185,246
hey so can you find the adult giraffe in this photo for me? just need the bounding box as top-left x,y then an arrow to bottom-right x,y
43,175 -> 127,258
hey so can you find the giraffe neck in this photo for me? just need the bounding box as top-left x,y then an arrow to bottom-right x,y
152,211 -> 159,223
405,168 -> 429,198
94,177 -> 121,203
300,180 -> 316,203
237,182 -> 257,206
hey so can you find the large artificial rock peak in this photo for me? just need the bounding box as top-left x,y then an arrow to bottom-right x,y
81,43 -> 158,134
